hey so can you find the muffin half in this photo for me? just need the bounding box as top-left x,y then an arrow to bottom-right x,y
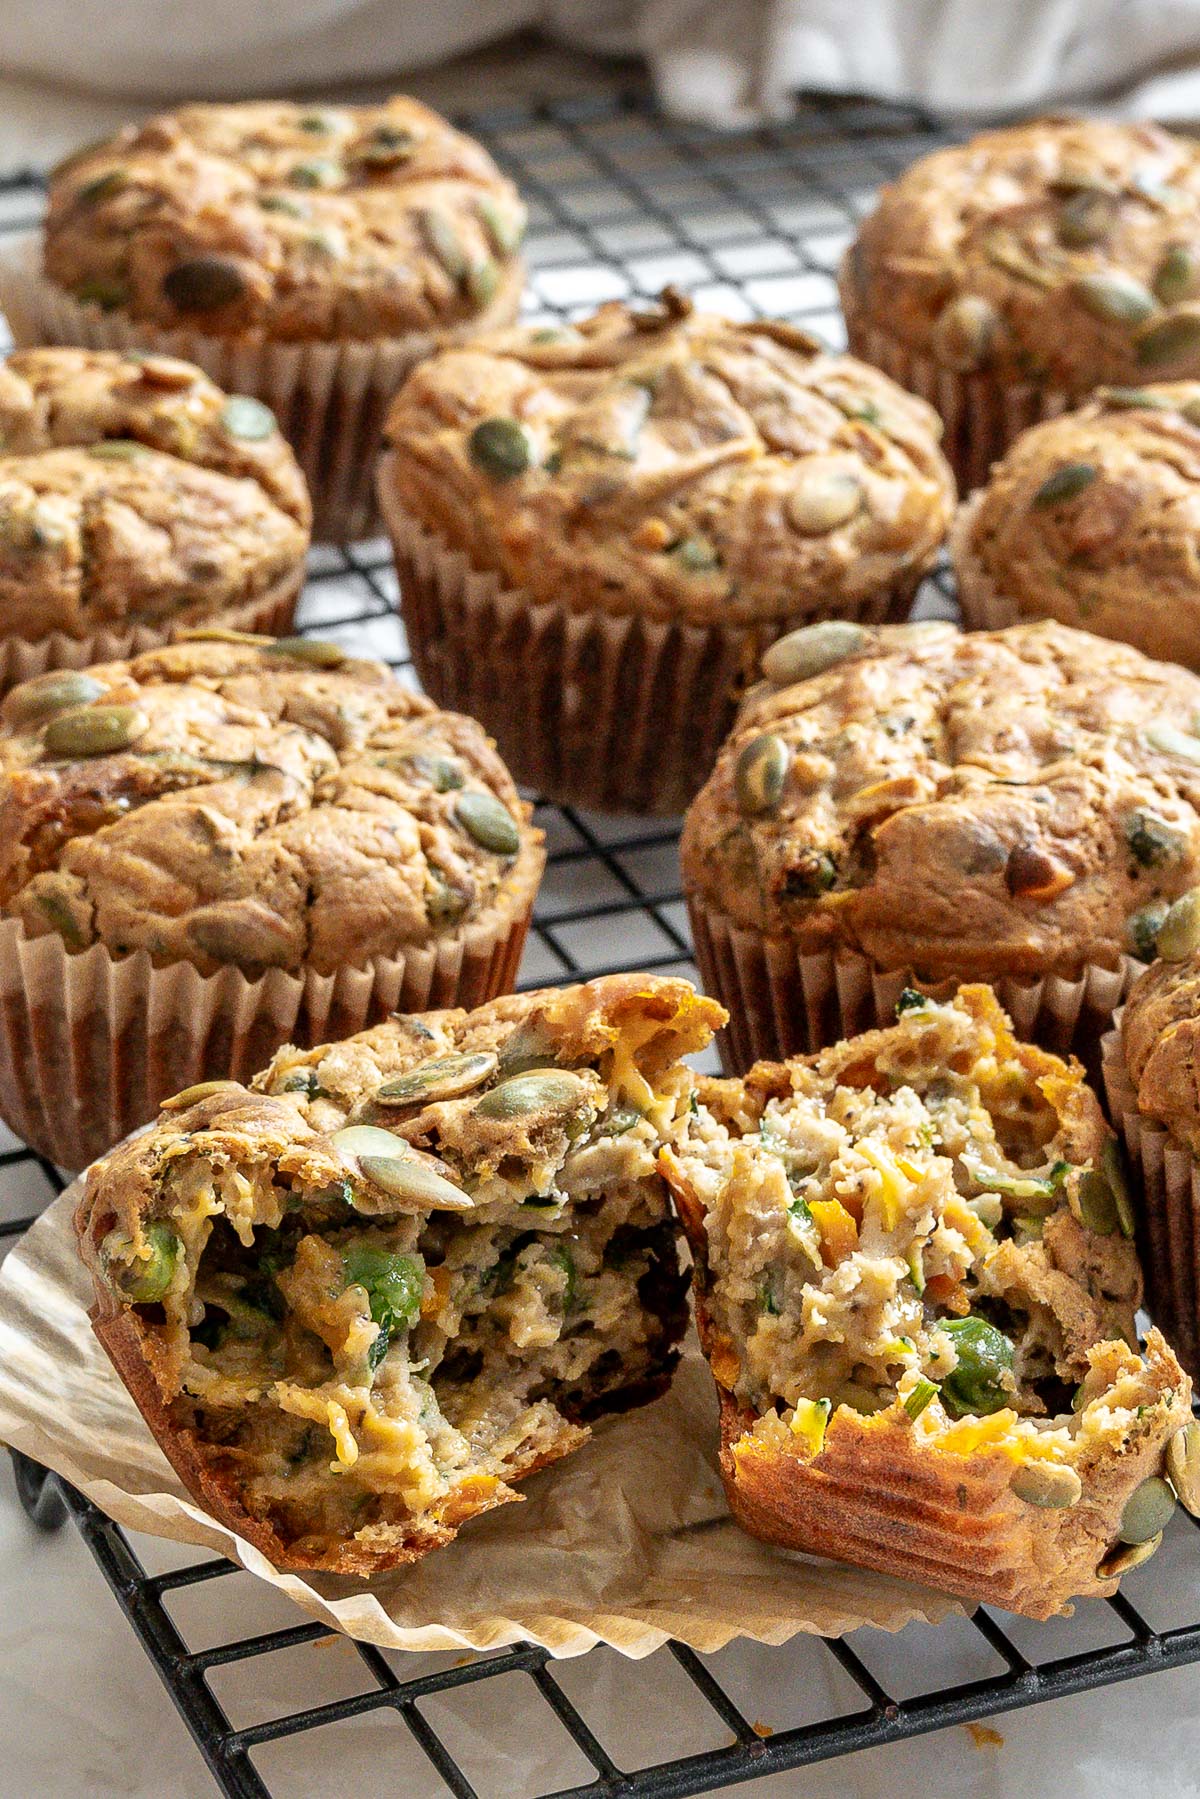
2,97 -> 526,540
0,635 -> 544,1168
683,617 -> 1200,1069
661,985 -> 1194,1618
841,118 -> 1200,490
0,347 -> 309,690
378,291 -> 955,813
75,974 -> 723,1572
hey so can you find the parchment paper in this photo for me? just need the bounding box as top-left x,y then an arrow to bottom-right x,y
0,1185 -> 962,1659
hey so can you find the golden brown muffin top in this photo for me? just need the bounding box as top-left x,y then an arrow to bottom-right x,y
682,618 -> 1200,980
43,98 -> 526,342
953,382 -> 1200,669
846,119 -> 1200,388
1120,951 -> 1200,1154
379,293 -> 955,626
0,637 -> 543,975
0,347 -> 310,640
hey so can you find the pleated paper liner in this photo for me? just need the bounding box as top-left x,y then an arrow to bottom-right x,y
0,560 -> 303,698
838,257 -> 1073,495
0,234 -> 522,544
376,458 -> 925,816
0,843 -> 541,1172
687,888 -> 1139,1076
1102,1021 -> 1200,1379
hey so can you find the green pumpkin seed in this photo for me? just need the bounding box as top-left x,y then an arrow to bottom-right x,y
1101,1137 -> 1136,1238
1011,1461 -> 1082,1508
1077,1168 -> 1119,1235
1098,1531 -> 1163,1578
1147,721 -> 1200,762
76,168 -> 129,207
259,194 -> 307,218
468,416 -> 535,481
5,671 -> 104,730
73,276 -> 130,310
401,753 -> 463,791
42,704 -> 148,757
787,465 -> 862,534
1097,385 -> 1173,409
930,294 -> 1000,371
1154,245 -> 1200,306
426,873 -> 468,927
86,438 -> 145,462
1125,808 -> 1186,867
162,1079 -> 242,1111
1032,461 -> 1098,507
1119,1474 -> 1177,1544
454,790 -> 521,856
100,1220 -> 182,1304
1155,887 -> 1200,959
262,636 -> 346,668
420,207 -> 468,281
1166,1418 -> 1200,1516
1057,189 -> 1116,247
1072,271 -> 1157,325
466,258 -> 500,308
1127,898 -> 1171,961
357,1154 -> 471,1210
332,1124 -> 410,1160
475,1070 -> 589,1120
219,395 -> 277,441
761,620 -> 868,686
354,124 -> 417,167
1137,309 -> 1200,367
162,256 -> 247,312
297,112 -> 333,133
495,1017 -> 558,1077
35,891 -> 87,950
288,158 -> 341,189
674,535 -> 720,571
477,195 -> 525,257
376,1051 -> 498,1106
735,733 -> 791,816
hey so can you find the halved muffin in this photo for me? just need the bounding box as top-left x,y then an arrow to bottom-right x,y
661,985 -> 1193,1617
75,974 -> 723,1572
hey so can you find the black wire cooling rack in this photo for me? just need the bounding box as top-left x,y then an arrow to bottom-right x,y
2,81 -> 1200,1799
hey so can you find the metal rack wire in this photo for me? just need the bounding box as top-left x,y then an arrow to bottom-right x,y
2,84 -> 1199,1799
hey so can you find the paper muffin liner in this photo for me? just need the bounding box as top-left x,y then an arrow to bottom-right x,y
1102,1020 -> 1200,1378
838,258 -> 1073,495
0,560 -> 303,697
0,844 -> 541,1172
377,459 -> 925,816
0,234 -> 522,545
687,888 -> 1138,1075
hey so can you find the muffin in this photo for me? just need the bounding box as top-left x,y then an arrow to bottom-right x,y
0,346 -> 309,692
1103,915 -> 1200,1377
0,636 -> 544,1170
75,973 -> 723,1573
662,984 -> 1195,1618
0,98 -> 526,541
377,291 -> 955,814
954,381 -> 1200,667
682,617 -> 1200,1071
841,118 -> 1200,491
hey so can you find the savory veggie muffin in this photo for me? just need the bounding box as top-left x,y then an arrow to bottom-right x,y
75,974 -> 723,1572
662,985 -> 1196,1618
0,635 -> 544,1169
377,290 -> 955,813
953,382 -> 1200,667
682,617 -> 1200,1069
0,346 -> 309,690
1103,916 -> 1200,1377
2,97 -> 526,541
841,118 -> 1200,490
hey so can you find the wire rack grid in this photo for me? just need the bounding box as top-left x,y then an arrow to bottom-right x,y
1,84 -> 1199,1799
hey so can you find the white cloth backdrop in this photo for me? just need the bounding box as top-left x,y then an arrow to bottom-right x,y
7,0 -> 1200,175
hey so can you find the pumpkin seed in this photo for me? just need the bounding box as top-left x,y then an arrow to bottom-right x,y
1166,1418 -> 1200,1515
1050,162 -> 1117,198
1119,1474 -> 1177,1544
219,395 -> 276,441
1184,397 -> 1200,427
1073,271 -> 1157,325
5,670 -> 104,730
476,1070 -> 589,1120
1147,721 -> 1200,762
179,626 -> 272,646
454,790 -> 520,855
1097,385 -> 1172,409
259,194 -> 306,218
42,704 -> 148,757
1125,808 -> 1186,866
162,1079 -> 242,1111
782,849 -> 838,896
496,1017 -> 558,1078
332,1124 -> 411,1161
761,620 -> 868,686
1032,461 -> 1097,507
426,873 -> 468,927
466,258 -> 500,308
1156,887 -> 1200,959
162,256 -> 247,312
74,276 -> 129,310
76,168 -> 128,207
469,416 -> 535,480
420,207 -> 468,281
357,1154 -> 471,1210
787,465 -> 862,534
354,124 -> 417,167
1077,1168 -> 1119,1234
735,733 -> 790,816
1127,899 -> 1170,960
930,294 -> 1000,371
1011,1461 -> 1082,1508
401,753 -> 463,791
1138,309 -> 1200,367
297,112 -> 333,133
35,891 -> 86,950
477,195 -> 524,257
101,1220 -> 182,1304
674,535 -> 720,571
1101,1136 -> 1137,1237
86,438 -> 145,462
1057,189 -> 1116,247
288,158 -> 341,189
262,635 -> 346,668
1154,245 -> 1200,306
1098,1531 -> 1163,1578
376,1051 -> 498,1106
